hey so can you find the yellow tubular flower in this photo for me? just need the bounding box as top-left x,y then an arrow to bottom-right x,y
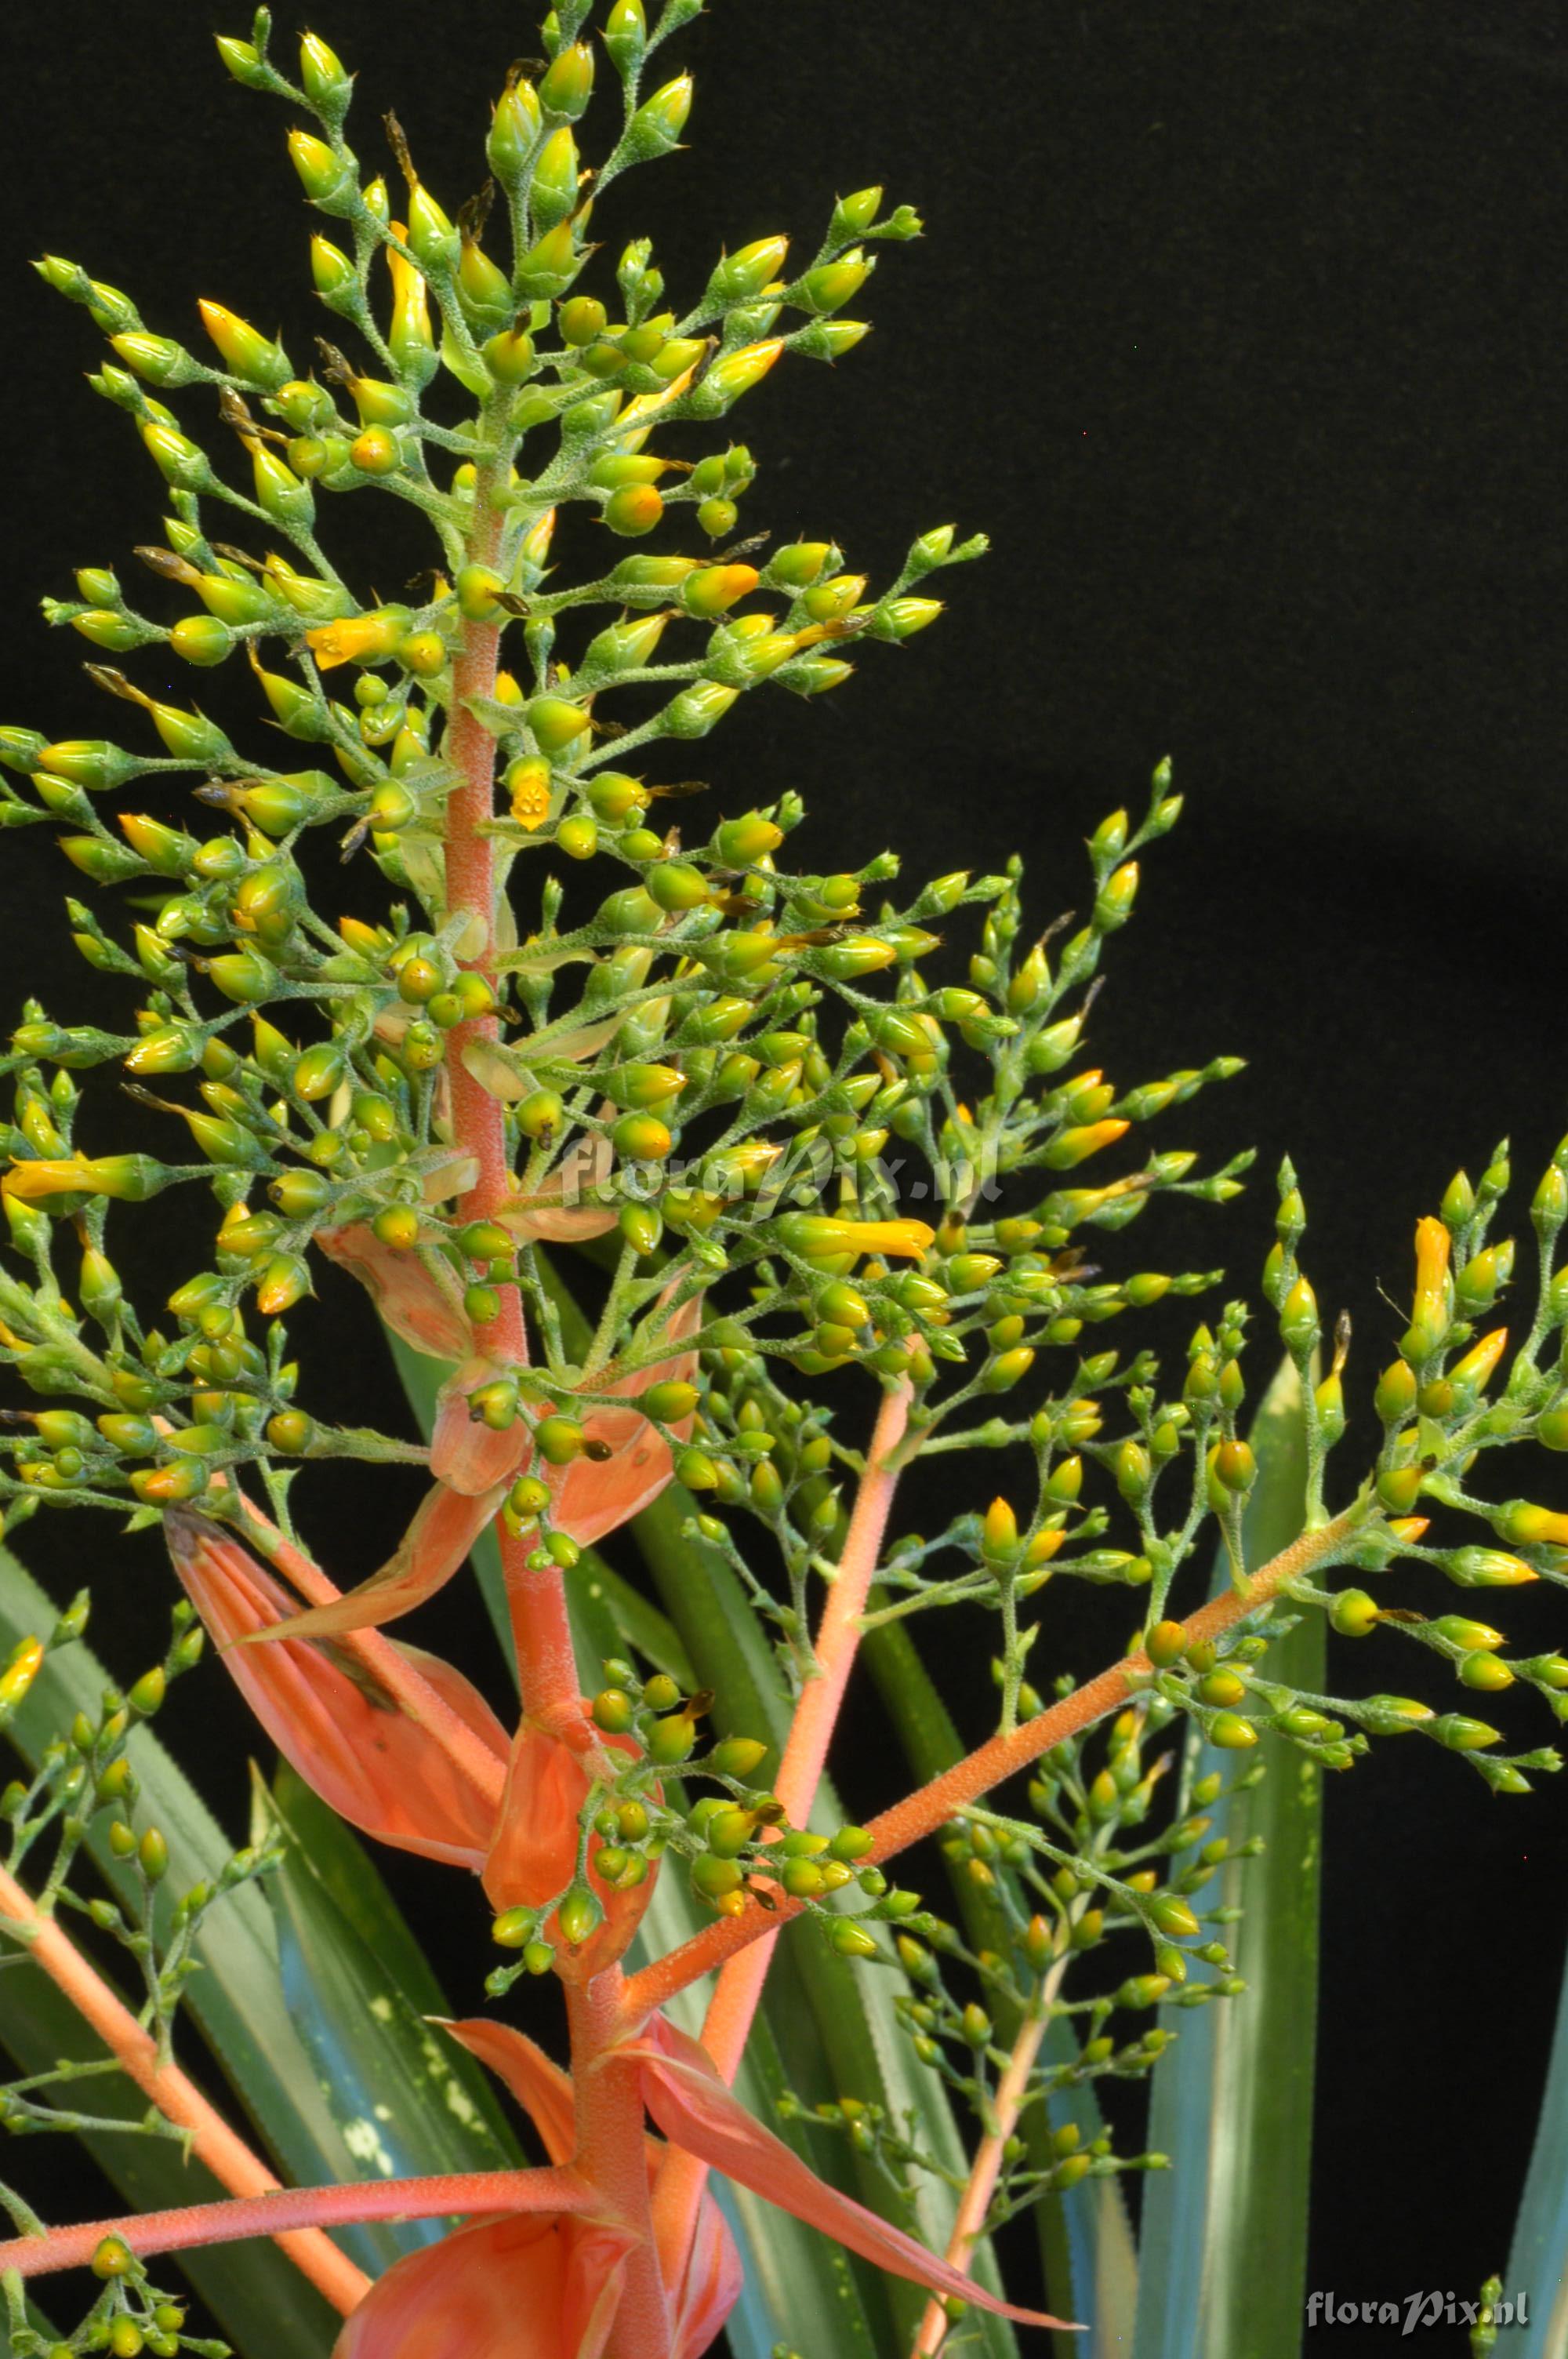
304,613 -> 405,670
781,1215 -> 935,1261
1412,1215 -> 1451,1325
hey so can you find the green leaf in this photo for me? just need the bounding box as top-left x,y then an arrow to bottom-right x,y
1504,1932 -> 1568,2356
862,1614 -> 1137,2357
0,1542 -> 424,2284
256,1761 -> 524,2245
1132,1355 -> 1321,2359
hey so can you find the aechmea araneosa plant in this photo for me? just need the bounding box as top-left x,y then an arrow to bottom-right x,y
2,10 -> 1566,2359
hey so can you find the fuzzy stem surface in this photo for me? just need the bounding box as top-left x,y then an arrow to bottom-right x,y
568,1970 -> 672,2359
0,2165 -> 586,2282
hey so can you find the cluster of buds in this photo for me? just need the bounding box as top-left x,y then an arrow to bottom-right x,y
8,2240 -> 213,2359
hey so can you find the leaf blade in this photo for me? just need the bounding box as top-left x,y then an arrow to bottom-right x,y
257,1761 -> 524,2237
1132,1356 -> 1321,2359
1504,1937 -> 1568,2357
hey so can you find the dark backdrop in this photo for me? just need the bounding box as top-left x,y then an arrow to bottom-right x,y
2,5 -> 1566,2353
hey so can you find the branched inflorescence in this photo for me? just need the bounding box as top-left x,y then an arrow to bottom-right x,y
1,8 -> 1566,2356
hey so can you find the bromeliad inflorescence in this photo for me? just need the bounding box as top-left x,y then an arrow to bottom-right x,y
1,9 -> 1566,2357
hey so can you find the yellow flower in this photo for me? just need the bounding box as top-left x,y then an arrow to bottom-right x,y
1411,1213 -> 1452,1334
304,612 -> 404,670
780,1214 -> 935,1261
3,1155 -> 98,1201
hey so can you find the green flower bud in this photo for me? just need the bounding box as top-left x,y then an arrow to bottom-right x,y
621,73 -> 693,162
648,1708 -> 699,1765
604,0 -> 648,75
492,1905 -> 539,1949
1207,1713 -> 1258,1751
592,1687 -> 636,1734
833,187 -> 883,237
299,31 -> 353,117
488,75 -> 543,183
557,1885 -> 603,1947
540,40 -> 594,119
287,129 -> 350,204
1428,1713 -> 1501,1751
530,126 -> 581,232
515,219 -> 583,301
527,695 -> 591,754
109,331 -> 199,387
1457,1650 -> 1514,1693
797,251 -> 872,314
604,481 -> 665,536
485,325 -> 536,383
688,340 -> 784,420
706,236 -> 791,314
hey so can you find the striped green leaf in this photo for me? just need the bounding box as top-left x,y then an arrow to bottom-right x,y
256,1761 -> 524,2241
1504,1939 -> 1568,2356
1132,1356 -> 1320,2359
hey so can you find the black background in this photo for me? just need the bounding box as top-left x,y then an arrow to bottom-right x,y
2,5 -> 1566,2353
